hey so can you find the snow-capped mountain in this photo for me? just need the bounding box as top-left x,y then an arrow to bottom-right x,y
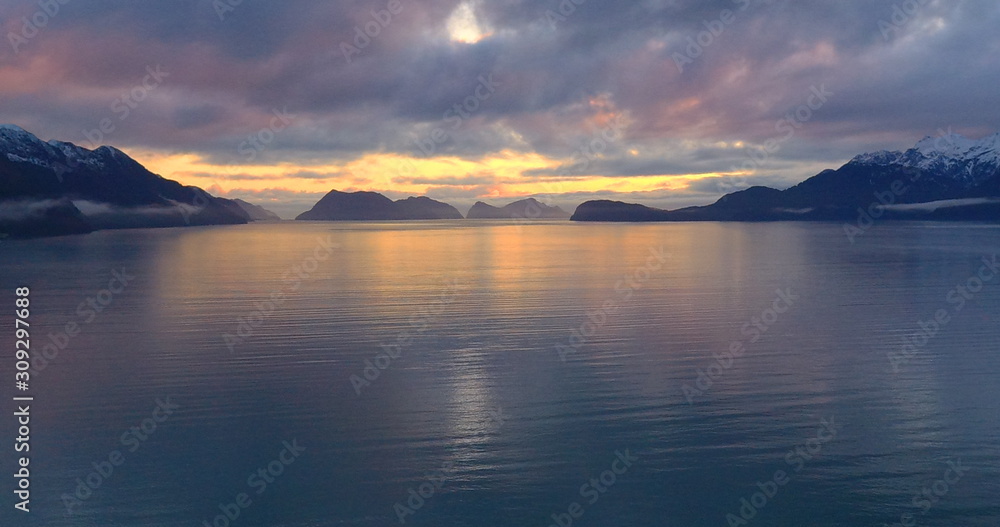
0,124 -> 251,238
573,132 -> 1000,223
851,132 -> 1000,188
0,124 -> 72,168
1,124 -> 163,191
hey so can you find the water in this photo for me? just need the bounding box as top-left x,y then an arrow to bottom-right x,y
1,221 -> 998,526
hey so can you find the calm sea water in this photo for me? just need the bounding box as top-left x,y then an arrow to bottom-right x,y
1,221 -> 998,526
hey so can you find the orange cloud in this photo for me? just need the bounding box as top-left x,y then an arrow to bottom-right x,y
126,147 -> 722,200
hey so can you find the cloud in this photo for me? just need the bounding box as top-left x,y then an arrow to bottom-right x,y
2,0 -> 999,206
882,198 -> 1000,212
0,199 -> 65,221
208,187 -> 329,219
395,173 -> 498,186
72,200 -> 201,218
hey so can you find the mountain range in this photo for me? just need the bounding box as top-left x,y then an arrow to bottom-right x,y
233,199 -> 281,221
4,123 -> 999,238
0,124 -> 258,238
296,190 -> 464,221
467,198 -> 570,219
572,133 -> 1000,223
296,192 -> 574,221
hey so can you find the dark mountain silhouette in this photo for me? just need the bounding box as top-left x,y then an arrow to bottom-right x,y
296,190 -> 463,220
233,199 -> 281,221
573,133 -> 1000,223
467,197 -> 570,219
297,191 -> 395,221
393,196 -> 464,220
0,124 -> 249,238
0,197 -> 92,239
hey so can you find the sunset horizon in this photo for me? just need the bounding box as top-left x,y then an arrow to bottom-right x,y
5,1 -> 998,218
2,2 -> 999,526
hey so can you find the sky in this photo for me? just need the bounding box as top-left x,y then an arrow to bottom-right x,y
2,0 -> 999,218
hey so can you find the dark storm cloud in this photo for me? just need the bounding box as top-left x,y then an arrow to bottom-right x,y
1,0 -> 998,179
524,155 -> 728,179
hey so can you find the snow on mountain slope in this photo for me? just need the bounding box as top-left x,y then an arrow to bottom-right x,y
851,132 -> 1000,187
0,124 -> 63,168
0,125 -> 133,174
0,123 -> 251,237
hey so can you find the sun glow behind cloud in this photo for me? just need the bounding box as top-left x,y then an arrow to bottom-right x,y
446,2 -> 492,44
1,0 -> 998,218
